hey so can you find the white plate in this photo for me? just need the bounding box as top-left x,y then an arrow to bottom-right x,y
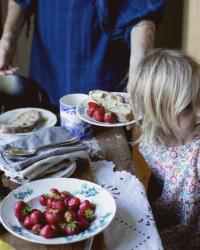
76,92 -> 136,127
11,161 -> 77,185
0,108 -> 57,135
0,178 -> 116,245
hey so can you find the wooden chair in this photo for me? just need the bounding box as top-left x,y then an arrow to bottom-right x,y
131,125 -> 163,200
131,125 -> 151,189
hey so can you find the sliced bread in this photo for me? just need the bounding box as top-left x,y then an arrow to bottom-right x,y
1,110 -> 42,134
89,90 -> 133,122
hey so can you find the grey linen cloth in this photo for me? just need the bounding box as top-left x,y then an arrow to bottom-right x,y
0,127 -> 88,179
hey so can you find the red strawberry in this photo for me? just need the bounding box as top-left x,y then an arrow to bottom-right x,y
50,188 -> 60,196
13,200 -> 32,221
87,102 -> 100,117
60,191 -> 71,199
59,222 -> 68,233
40,225 -> 55,238
104,112 -> 117,123
51,224 -> 62,236
51,200 -> 66,212
39,194 -> 48,206
77,207 -> 86,218
32,223 -> 43,235
79,200 -> 92,210
78,218 -> 89,231
93,107 -> 105,122
88,102 -> 99,110
65,221 -> 79,235
64,210 -> 77,223
68,197 -> 80,210
45,209 -> 63,224
63,195 -> 72,208
23,215 -> 33,229
29,210 -> 45,225
83,208 -> 95,222
87,109 -> 93,117
47,197 -> 60,209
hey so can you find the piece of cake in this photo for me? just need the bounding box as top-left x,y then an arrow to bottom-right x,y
89,90 -> 133,122
1,110 -> 42,133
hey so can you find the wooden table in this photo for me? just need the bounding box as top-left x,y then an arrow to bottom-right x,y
0,126 -> 136,250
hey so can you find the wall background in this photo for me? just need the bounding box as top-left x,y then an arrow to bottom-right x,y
156,0 -> 183,49
182,0 -> 200,62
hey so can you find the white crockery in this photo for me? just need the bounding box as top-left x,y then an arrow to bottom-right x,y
0,108 -> 57,135
60,94 -> 93,139
76,92 -> 136,127
0,178 -> 116,245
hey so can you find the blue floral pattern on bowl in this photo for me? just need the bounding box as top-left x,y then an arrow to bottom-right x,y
75,183 -> 100,197
13,188 -> 33,200
60,103 -> 93,140
0,178 -> 116,245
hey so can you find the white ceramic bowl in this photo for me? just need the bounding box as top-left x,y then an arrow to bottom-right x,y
0,178 -> 116,245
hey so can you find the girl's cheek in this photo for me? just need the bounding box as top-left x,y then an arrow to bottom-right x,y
178,115 -> 194,132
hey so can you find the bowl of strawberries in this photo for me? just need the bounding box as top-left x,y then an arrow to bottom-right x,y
0,178 -> 116,245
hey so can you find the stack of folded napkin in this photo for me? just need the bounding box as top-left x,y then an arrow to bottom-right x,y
0,127 -> 88,184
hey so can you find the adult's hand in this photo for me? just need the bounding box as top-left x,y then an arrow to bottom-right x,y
0,0 -> 27,75
0,36 -> 18,75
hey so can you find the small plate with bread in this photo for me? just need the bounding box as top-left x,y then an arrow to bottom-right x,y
0,108 -> 57,135
76,90 -> 136,127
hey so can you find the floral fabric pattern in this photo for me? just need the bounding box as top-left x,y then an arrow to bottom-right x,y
140,136 -> 200,250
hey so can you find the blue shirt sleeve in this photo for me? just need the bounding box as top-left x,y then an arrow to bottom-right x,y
13,0 -> 36,15
96,0 -> 166,44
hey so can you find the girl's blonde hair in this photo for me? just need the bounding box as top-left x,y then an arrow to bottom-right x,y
128,49 -> 200,144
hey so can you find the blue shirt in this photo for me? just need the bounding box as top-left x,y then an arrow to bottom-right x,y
14,0 -> 166,106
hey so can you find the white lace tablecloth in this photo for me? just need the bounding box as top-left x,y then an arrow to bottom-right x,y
90,160 -> 163,250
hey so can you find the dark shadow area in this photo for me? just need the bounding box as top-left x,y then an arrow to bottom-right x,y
155,0 -> 183,49
0,75 -> 58,113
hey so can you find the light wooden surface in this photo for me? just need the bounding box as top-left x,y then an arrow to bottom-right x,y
0,126 -> 135,250
95,127 -> 136,174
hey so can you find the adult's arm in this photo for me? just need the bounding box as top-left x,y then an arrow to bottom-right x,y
95,0 -> 166,85
0,0 -> 26,74
128,20 -> 155,89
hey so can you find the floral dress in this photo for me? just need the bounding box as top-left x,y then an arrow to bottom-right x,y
140,136 -> 200,250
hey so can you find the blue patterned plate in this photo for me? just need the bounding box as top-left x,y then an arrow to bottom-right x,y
0,178 -> 116,244
76,92 -> 136,127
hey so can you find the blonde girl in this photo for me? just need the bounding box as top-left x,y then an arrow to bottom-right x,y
128,49 -> 200,249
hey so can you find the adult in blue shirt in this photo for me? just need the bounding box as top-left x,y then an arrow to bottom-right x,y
0,0 -> 166,107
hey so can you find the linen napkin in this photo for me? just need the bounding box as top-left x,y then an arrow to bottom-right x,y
0,127 -> 88,181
